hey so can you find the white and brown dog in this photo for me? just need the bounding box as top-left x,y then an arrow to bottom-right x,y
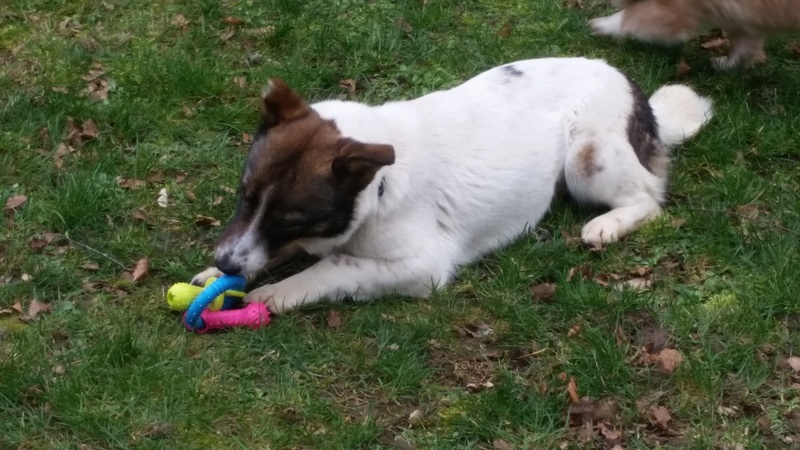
589,0 -> 800,69
193,58 -> 713,314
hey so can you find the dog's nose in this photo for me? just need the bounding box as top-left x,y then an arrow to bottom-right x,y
215,253 -> 242,275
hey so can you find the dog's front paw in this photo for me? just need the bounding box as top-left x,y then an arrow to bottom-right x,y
581,216 -> 622,247
191,266 -> 224,286
244,285 -> 301,315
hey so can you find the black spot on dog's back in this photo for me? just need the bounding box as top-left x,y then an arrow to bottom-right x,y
502,65 -> 524,77
626,77 -> 663,174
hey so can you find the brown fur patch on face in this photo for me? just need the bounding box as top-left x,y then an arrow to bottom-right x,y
577,143 -> 603,178
217,79 -> 394,266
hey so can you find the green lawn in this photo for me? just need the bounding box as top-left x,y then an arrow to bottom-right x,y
2,0 -> 800,448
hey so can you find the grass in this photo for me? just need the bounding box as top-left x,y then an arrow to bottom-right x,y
2,0 -> 800,448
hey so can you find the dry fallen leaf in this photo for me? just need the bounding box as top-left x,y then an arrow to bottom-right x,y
170,14 -> 189,28
81,262 -> 100,271
394,16 -> 413,33
220,26 -> 236,41
326,310 -> 342,329
185,189 -> 197,202
567,376 -> 580,404
530,282 -> 556,302
656,348 -> 684,373
157,188 -> 168,208
493,439 -> 514,450
86,77 -> 110,101
115,176 -> 147,190
223,16 -> 246,25
27,300 -> 51,319
195,215 -> 221,227
233,76 -> 247,89
4,195 -> 27,212
339,78 -> 357,95
182,105 -> 195,118
241,132 -> 252,145
648,405 -> 672,430
81,119 -> 99,139
676,58 -> 691,77
132,258 -> 149,283
787,356 -> 800,372
497,21 -> 513,38
12,301 -> 24,314
567,323 -> 582,338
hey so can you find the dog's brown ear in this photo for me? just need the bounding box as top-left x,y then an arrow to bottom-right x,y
333,140 -> 395,193
260,78 -> 309,126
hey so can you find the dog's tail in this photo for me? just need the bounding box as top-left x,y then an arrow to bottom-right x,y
649,84 -> 714,149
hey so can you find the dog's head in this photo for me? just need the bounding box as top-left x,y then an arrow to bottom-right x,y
213,79 -> 394,276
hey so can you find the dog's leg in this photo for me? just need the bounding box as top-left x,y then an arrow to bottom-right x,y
243,254 -> 453,314
589,1 -> 697,44
711,34 -> 766,70
566,130 -> 666,246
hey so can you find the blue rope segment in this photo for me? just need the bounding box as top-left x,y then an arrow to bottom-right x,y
184,275 -> 247,331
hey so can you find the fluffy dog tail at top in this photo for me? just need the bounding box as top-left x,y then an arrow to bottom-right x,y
649,85 -> 714,148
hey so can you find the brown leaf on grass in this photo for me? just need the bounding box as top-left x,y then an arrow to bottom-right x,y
576,421 -> 595,443
735,203 -> 761,219
115,176 -> 146,190
82,62 -> 106,82
560,229 -> 582,248
241,132 -> 252,145
339,78 -> 357,95
655,348 -> 684,373
598,422 -> 622,442
648,406 -> 672,430
132,258 -> 149,283
566,264 -> 592,282
182,105 -> 195,118
51,86 -> 69,94
185,190 -> 197,202
81,262 -> 100,271
132,208 -> 150,221
497,21 -> 514,38
12,301 -> 24,314
567,323 -> 582,338
220,27 -> 236,42
567,376 -> 580,404
530,282 -> 556,302
492,439 -> 514,450
676,58 -> 691,77
233,76 -> 247,89
54,143 -> 73,169
326,310 -> 342,329
454,321 -> 494,339
564,0 -> 584,9
394,16 -> 413,33
787,356 -> 800,372
86,77 -> 110,101
195,215 -> 221,227
137,422 -> 176,438
170,14 -> 189,28
621,277 -> 654,291
569,397 -> 618,425
4,195 -> 27,212
28,300 -> 51,319
670,217 -> 687,228
223,16 -> 246,25
81,119 -> 99,139
244,26 -> 275,37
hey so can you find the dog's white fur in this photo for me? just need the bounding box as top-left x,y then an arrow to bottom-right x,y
195,58 -> 713,313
